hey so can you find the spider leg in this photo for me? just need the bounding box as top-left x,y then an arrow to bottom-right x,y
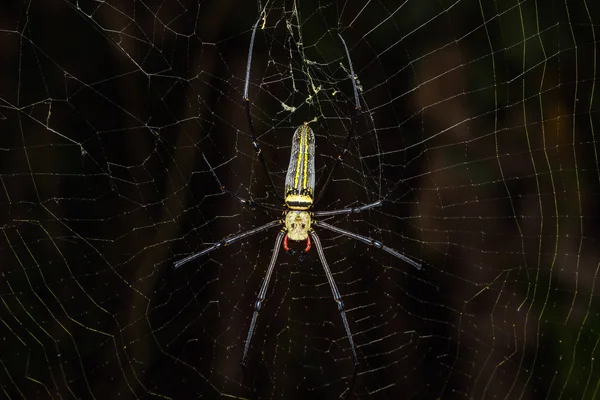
315,33 -> 361,205
243,18 -> 284,203
173,220 -> 281,269
202,153 -> 282,213
309,230 -> 359,369
313,200 -> 382,217
241,230 -> 286,366
313,220 -> 422,270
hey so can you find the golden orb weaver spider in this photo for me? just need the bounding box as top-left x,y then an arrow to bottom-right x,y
174,18 -> 422,379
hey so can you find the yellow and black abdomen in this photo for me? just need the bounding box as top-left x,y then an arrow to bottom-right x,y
284,124 -> 315,210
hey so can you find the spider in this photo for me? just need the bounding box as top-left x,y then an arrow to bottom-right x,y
174,19 -> 422,375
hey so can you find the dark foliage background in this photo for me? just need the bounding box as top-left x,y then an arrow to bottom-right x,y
1,0 -> 599,399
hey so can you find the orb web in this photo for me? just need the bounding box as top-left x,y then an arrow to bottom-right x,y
1,1 -> 599,399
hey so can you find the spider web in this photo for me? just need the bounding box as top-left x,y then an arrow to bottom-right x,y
1,0 -> 599,398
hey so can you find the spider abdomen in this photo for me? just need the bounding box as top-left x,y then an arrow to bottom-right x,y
284,123 -> 315,210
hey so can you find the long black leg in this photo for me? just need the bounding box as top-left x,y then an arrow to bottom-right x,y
243,19 -> 284,203
313,200 -> 382,217
174,220 -> 281,269
241,230 -> 286,366
309,230 -> 359,368
313,220 -> 422,270
202,153 -> 282,213
315,33 -> 361,205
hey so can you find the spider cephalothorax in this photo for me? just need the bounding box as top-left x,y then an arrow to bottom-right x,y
283,210 -> 312,252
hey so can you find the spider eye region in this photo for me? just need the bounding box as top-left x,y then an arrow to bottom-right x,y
285,211 -> 311,241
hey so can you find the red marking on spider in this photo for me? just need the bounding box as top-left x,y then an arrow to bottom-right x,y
304,236 -> 311,252
283,234 -> 311,253
283,234 -> 290,252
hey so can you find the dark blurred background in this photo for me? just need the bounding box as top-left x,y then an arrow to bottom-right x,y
1,0 -> 599,399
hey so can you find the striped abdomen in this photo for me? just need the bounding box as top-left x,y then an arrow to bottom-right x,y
284,124 -> 315,210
